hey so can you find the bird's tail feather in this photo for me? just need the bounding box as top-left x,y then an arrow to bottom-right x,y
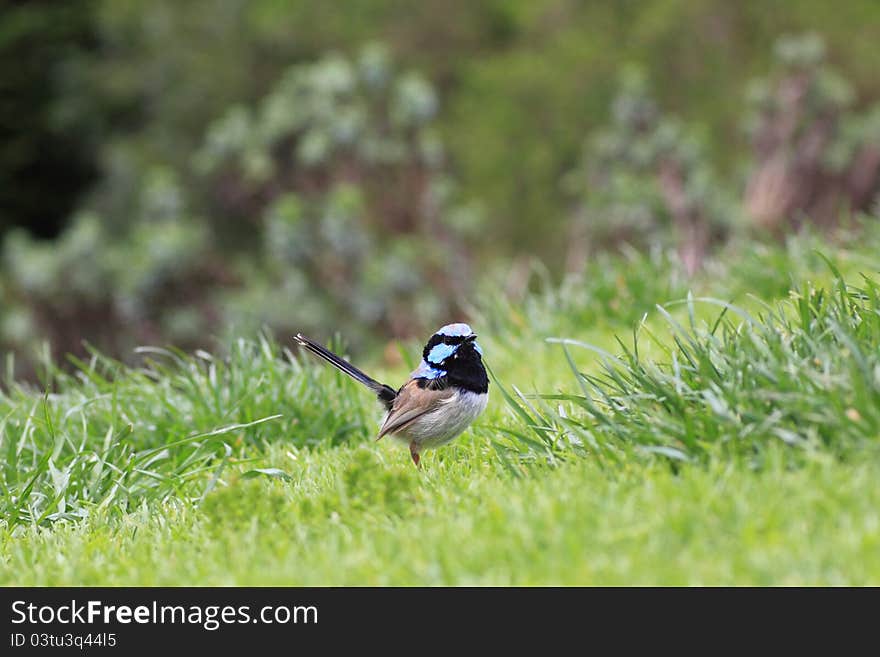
294,334 -> 396,407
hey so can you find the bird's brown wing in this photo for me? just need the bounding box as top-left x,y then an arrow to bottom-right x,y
377,380 -> 455,439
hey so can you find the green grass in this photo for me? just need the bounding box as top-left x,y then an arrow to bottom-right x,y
506,265 -> 880,466
3,444 -> 879,585
1,226 -> 880,584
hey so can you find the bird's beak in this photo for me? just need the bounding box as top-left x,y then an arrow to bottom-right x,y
466,334 -> 478,342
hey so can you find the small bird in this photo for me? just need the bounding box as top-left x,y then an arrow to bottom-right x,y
294,323 -> 489,467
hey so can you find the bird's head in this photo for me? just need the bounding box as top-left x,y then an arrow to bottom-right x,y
412,323 -> 487,393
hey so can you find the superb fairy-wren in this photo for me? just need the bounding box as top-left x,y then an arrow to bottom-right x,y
294,323 -> 489,466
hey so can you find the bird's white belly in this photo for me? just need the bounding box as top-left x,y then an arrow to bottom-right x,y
386,389 -> 488,450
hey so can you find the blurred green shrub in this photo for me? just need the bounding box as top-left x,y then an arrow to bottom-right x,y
2,197 -> 214,375
3,0 -> 880,377
564,70 -> 734,275
1,46 -> 478,374
743,33 -> 880,231
564,34 -> 880,275
196,45 -> 480,344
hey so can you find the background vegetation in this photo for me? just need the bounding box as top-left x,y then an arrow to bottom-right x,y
3,0 -> 880,374
1,1 -> 879,584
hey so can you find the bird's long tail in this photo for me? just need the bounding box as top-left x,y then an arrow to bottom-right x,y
294,334 -> 397,408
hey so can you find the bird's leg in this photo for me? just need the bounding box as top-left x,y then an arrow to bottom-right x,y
409,442 -> 421,468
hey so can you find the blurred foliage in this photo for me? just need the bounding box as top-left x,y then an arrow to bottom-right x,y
564,70 -> 735,275
2,1 -> 880,376
1,43 -> 478,375
445,0 -> 880,253
0,0 -> 99,238
195,45 -> 479,343
564,33 -> 879,273
2,204 -> 213,369
743,33 -> 880,231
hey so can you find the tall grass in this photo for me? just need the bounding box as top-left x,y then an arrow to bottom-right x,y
500,263 -> 880,465
0,336 -> 379,530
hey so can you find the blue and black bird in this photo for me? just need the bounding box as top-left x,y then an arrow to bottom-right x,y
294,323 -> 489,466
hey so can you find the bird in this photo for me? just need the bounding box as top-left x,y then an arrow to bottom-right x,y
294,323 -> 489,467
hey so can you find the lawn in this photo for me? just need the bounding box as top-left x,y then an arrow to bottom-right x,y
1,228 -> 879,585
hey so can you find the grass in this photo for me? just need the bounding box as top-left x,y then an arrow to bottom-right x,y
1,225 -> 880,584
0,337 -> 377,527
507,264 -> 880,467
3,444 -> 879,585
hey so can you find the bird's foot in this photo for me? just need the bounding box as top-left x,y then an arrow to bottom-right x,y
409,443 -> 421,469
